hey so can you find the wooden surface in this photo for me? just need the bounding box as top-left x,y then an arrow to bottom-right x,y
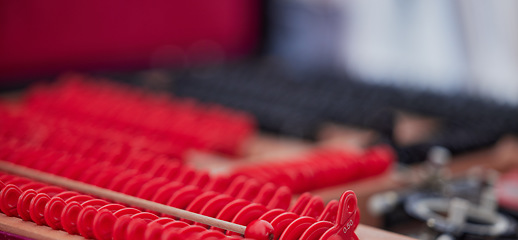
0,213 -> 415,240
0,213 -> 83,240
356,224 -> 416,240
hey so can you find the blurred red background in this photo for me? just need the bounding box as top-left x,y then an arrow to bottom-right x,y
0,1 -> 261,81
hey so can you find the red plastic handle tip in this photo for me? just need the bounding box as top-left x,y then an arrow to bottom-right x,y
245,220 -> 274,240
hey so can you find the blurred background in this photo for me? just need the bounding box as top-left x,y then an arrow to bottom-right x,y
1,1 -> 518,162
274,0 -> 518,103
2,0 -> 518,102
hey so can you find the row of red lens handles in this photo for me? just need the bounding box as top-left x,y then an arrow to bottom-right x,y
23,77 -> 256,155
0,77 -> 361,239
0,126 -> 364,240
0,110 -> 393,196
0,171 -> 359,240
